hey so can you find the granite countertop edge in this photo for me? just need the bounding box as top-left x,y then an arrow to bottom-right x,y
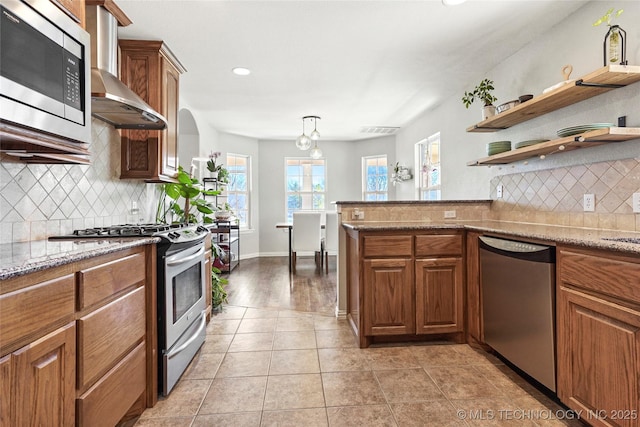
342,220 -> 640,255
0,237 -> 160,281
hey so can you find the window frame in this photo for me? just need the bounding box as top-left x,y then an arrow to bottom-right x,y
225,153 -> 251,229
284,157 -> 327,222
415,132 -> 441,200
362,155 -> 388,201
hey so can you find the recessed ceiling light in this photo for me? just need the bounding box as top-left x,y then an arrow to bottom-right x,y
232,67 -> 251,76
442,0 -> 467,5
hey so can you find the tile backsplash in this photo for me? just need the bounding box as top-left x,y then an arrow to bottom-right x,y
0,120 -> 151,243
490,157 -> 640,231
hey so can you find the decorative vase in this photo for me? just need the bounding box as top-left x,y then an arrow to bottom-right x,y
482,105 -> 496,121
209,170 -> 218,179
603,25 -> 626,65
215,210 -> 231,220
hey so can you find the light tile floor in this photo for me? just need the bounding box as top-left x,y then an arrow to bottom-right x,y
134,306 -> 584,426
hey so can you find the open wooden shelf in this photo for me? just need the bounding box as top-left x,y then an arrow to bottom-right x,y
467,127 -> 640,166
466,65 -> 640,133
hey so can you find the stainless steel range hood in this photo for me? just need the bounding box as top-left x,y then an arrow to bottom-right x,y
86,4 -> 167,130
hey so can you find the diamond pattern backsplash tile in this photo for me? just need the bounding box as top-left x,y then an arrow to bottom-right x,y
0,120 -> 150,243
491,158 -> 640,231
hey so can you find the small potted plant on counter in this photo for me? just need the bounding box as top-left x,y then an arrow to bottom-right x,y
462,78 -> 498,120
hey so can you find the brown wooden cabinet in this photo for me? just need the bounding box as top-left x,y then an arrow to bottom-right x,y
6,322 -> 76,427
346,229 -> 464,348
0,244 -> 157,426
363,257 -> 414,337
50,0 -> 86,26
557,246 -> 640,427
118,40 -> 186,182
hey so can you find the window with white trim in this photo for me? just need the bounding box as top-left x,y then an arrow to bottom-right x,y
226,153 -> 250,227
417,132 -> 441,200
285,158 -> 326,221
362,155 -> 388,201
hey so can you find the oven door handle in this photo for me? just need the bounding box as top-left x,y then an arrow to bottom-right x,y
166,246 -> 205,266
166,310 -> 208,359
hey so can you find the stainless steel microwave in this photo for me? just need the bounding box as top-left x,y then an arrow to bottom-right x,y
0,0 -> 91,144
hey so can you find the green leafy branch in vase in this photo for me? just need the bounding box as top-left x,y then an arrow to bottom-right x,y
156,166 -> 220,224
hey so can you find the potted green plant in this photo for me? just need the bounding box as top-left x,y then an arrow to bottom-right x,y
462,78 -> 498,120
156,166 -> 220,224
215,202 -> 234,220
211,243 -> 229,311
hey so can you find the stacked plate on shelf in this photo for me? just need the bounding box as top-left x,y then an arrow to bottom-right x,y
486,141 -> 511,156
556,123 -> 613,138
513,139 -> 550,149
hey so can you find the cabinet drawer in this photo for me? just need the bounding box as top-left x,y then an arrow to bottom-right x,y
363,235 -> 412,258
77,287 -> 146,391
76,342 -> 146,427
0,275 -> 75,351
415,234 -> 462,257
559,249 -> 640,305
77,252 -> 145,310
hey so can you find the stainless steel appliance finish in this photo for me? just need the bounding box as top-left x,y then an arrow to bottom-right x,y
479,235 -> 556,392
85,4 -> 167,130
160,243 -> 207,395
0,0 -> 91,143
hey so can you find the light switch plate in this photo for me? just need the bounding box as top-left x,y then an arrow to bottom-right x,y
583,194 -> 595,212
444,210 -> 456,219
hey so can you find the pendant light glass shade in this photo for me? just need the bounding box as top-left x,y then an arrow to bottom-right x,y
309,141 -> 322,159
310,117 -> 320,140
296,133 -> 312,150
296,115 -> 321,152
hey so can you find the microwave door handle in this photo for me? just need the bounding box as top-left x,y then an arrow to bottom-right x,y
165,310 -> 207,359
166,246 -> 205,266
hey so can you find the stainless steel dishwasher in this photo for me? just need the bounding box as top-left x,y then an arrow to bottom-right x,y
479,235 -> 556,392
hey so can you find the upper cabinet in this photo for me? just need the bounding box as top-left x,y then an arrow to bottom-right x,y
118,40 -> 186,182
466,65 -> 640,166
50,0 -> 86,27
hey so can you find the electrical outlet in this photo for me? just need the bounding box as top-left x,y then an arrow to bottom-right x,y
444,210 -> 456,219
352,209 -> 364,220
583,194 -> 595,212
496,184 -> 503,199
633,193 -> 640,213
130,201 -> 139,215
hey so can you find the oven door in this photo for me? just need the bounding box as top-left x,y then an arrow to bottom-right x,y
163,243 -> 207,351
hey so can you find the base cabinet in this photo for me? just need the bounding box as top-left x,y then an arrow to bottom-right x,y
557,247 -> 640,427
346,229 -> 464,348
363,258 -> 414,336
3,322 -> 76,427
0,245 -> 156,426
415,257 -> 463,335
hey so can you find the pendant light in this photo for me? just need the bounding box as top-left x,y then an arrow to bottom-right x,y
295,115 -> 321,152
309,139 -> 323,159
295,117 -> 311,150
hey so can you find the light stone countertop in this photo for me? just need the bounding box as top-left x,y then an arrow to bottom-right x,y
341,219 -> 640,255
0,237 -> 159,281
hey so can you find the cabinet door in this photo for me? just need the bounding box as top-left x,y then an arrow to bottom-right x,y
363,258 -> 414,336
557,286 -> 640,427
415,257 -> 464,335
0,354 -> 10,427
13,322 -> 75,427
161,57 -> 179,179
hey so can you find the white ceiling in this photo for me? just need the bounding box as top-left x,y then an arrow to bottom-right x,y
116,0 -> 588,141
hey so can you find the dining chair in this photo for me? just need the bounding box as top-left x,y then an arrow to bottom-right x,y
292,211 -> 323,273
323,212 -> 338,273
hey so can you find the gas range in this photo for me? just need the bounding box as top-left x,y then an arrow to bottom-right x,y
49,223 -> 209,245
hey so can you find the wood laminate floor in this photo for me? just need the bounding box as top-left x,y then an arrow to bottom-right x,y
133,256 -> 583,427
